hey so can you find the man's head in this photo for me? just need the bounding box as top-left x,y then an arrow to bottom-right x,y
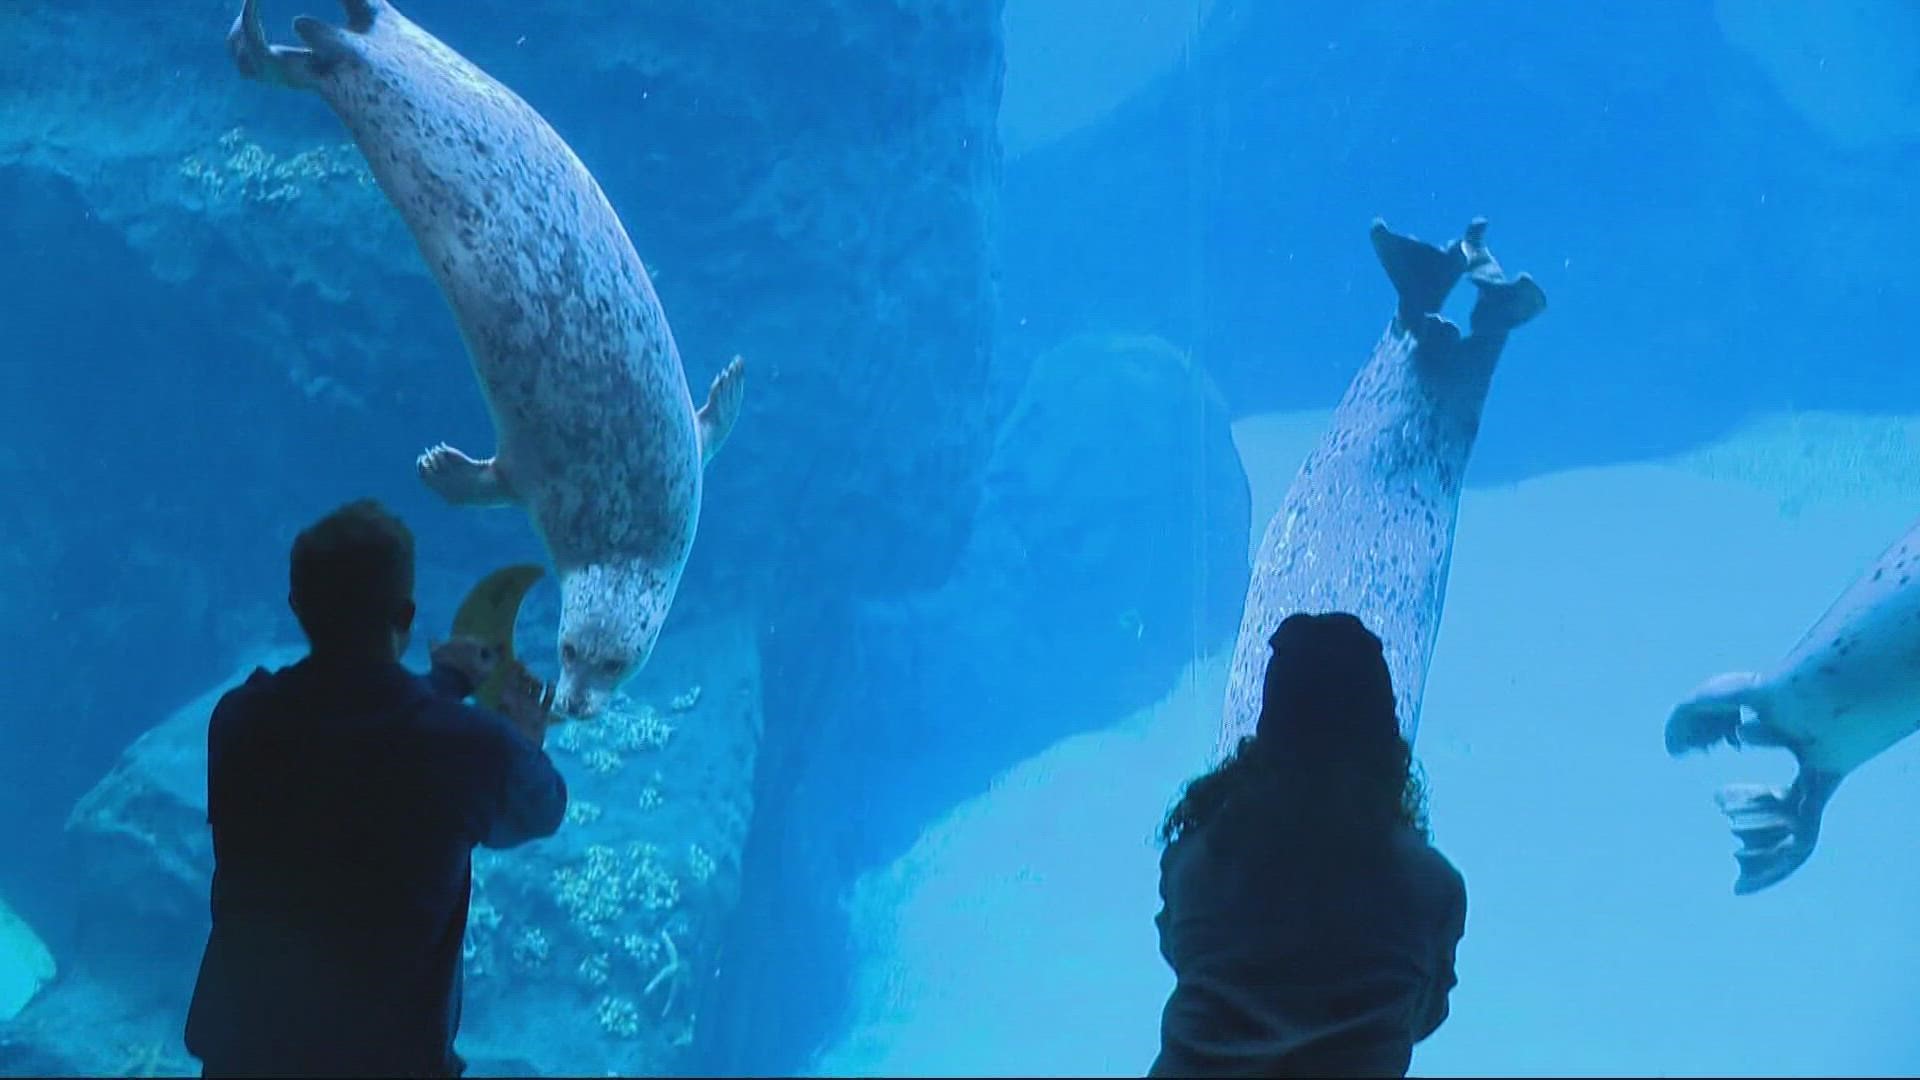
289,498 -> 417,658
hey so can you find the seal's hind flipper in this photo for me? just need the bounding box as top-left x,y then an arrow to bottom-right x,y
1370,218 -> 1470,326
1469,273 -> 1547,336
228,0 -> 321,89
697,355 -> 747,468
1717,769 -> 1842,895
337,0 -> 387,33
1453,217 -> 1546,335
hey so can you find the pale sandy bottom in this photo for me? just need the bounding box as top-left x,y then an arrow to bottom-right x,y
814,409 -> 1920,1078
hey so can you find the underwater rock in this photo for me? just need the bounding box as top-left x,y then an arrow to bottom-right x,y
853,332 -> 1249,838
64,647 -> 307,984
454,613 -> 763,1076
1716,0 -> 1920,151
1,966 -> 205,1079
999,0 -> 1215,157
43,616 -> 759,1076
716,333 -> 1249,1070
0,894 -> 54,1023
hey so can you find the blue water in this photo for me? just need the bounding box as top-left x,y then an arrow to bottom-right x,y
2,0 -> 1917,1075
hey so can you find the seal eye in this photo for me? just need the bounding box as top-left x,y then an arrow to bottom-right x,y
561,643 -> 579,664
598,657 -> 623,676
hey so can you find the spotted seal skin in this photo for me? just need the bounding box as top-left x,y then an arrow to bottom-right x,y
1218,218 -> 1545,759
1666,521 -> 1920,895
229,0 -> 746,718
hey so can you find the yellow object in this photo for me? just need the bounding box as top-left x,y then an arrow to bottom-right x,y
0,893 -> 54,1021
451,563 -> 545,711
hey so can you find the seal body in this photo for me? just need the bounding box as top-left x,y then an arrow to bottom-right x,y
230,0 -> 744,717
1219,219 -> 1545,757
1666,520 -> 1920,894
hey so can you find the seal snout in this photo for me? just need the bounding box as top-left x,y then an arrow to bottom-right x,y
553,680 -> 608,722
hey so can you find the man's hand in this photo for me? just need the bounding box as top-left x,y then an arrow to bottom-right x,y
431,636 -> 500,688
497,660 -> 558,747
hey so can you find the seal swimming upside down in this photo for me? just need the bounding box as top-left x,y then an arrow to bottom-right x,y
1220,218 -> 1545,755
1667,518 -> 1920,894
229,0 -> 746,718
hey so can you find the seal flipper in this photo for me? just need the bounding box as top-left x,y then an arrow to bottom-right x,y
1665,670 -> 1772,755
1370,218 -> 1471,328
696,355 -> 747,468
1717,767 -> 1843,895
1455,218 -> 1547,336
228,0 -> 322,89
1467,272 -> 1547,336
417,443 -> 517,508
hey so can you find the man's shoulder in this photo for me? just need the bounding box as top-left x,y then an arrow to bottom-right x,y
210,664 -> 287,721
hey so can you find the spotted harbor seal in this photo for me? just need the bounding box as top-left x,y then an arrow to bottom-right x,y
1219,218 -> 1546,755
1666,520 -> 1920,894
228,0 -> 745,717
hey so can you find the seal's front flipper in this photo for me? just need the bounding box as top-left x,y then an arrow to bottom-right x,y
697,355 -> 747,468
418,443 -> 516,508
1370,218 -> 1471,326
1665,671 -> 1767,755
1468,273 -> 1547,337
1717,768 -> 1841,895
228,0 -> 321,89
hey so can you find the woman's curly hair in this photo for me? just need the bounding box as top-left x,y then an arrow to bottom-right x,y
1159,612 -> 1430,848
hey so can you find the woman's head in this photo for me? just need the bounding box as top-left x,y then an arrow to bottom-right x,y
1159,611 -> 1428,847
1257,612 -> 1398,751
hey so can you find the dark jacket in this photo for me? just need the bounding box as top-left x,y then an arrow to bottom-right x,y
1151,808 -> 1466,1079
184,654 -> 567,1078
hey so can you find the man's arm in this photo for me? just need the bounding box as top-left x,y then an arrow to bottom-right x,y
428,645 -> 565,847
478,714 -> 568,848
426,660 -> 477,701
426,637 -> 497,700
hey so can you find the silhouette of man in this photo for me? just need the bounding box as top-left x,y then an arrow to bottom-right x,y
184,499 -> 567,1078
1152,612 -> 1467,1078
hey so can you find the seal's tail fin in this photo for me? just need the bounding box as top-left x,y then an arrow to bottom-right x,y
1370,218 -> 1470,323
229,0 -> 322,89
293,3 -> 386,72
1468,273 -> 1547,336
1716,769 -> 1842,895
1455,217 -> 1546,335
338,0 -> 388,32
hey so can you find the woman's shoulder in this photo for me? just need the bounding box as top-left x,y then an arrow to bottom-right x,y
1389,825 -> 1467,900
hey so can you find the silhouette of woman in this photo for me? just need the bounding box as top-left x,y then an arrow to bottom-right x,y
1151,612 -> 1467,1078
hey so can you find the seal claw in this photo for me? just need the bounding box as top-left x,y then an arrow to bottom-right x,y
418,443 -> 515,507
